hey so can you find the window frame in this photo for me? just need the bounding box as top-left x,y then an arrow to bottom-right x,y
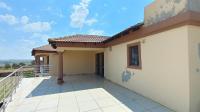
127,42 -> 142,69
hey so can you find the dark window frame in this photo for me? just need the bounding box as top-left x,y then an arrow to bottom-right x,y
127,42 -> 142,69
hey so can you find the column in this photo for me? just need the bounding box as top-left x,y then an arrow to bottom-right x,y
57,52 -> 64,84
35,55 -> 40,76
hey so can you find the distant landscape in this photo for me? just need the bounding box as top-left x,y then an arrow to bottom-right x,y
0,59 -> 35,77
0,59 -> 33,67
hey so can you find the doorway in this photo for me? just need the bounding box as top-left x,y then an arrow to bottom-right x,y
95,53 -> 104,77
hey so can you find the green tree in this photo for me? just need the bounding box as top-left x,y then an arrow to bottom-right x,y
31,60 -> 35,65
12,63 -> 20,69
19,62 -> 26,67
4,63 -> 11,69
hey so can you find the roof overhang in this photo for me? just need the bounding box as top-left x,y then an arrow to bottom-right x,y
32,50 -> 57,56
44,11 -> 200,51
104,10 -> 200,47
48,41 -> 105,49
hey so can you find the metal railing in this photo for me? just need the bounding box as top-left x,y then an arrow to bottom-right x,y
34,65 -> 52,76
0,65 -> 52,112
0,67 -> 23,112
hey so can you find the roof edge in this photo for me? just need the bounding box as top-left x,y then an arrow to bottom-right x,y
46,10 -> 200,49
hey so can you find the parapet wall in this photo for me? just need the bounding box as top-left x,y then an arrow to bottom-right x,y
144,0 -> 200,26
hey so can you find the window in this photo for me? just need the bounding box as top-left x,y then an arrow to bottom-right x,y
127,42 -> 142,69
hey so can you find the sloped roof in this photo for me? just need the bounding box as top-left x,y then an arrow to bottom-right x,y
48,34 -> 109,43
104,22 -> 144,43
32,44 -> 56,51
32,45 -> 57,55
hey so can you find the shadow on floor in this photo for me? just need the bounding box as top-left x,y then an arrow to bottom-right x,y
26,75 -> 173,112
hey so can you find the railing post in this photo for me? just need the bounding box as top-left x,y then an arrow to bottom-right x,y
14,72 -> 17,93
0,66 -> 26,112
3,80 -> 6,112
3,80 -> 6,100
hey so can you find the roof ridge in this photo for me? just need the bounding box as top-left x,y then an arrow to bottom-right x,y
48,34 -> 110,43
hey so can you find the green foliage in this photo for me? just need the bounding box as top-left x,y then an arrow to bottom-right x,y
4,64 -> 11,69
31,60 -> 35,65
19,63 -> 26,67
12,63 -> 20,69
23,70 -> 35,78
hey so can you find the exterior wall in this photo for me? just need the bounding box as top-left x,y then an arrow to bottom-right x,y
49,54 -> 59,76
43,56 -> 48,65
144,0 -> 200,26
104,26 -> 190,112
63,50 -> 96,75
48,47 -> 104,76
189,0 -> 200,12
144,0 -> 188,26
188,26 -> 200,112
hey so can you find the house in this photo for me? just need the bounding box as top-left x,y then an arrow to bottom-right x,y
32,0 -> 200,112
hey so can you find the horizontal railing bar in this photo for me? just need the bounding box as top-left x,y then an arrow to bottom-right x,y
0,66 -> 23,83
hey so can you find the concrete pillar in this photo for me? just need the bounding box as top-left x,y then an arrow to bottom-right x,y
35,56 -> 40,76
35,55 -> 40,65
57,52 -> 64,84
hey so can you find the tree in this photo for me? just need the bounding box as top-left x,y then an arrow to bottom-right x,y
4,63 -> 11,69
12,63 -> 20,69
31,60 -> 35,65
19,62 -> 26,67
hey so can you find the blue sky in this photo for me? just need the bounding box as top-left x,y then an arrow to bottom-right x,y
0,0 -> 153,60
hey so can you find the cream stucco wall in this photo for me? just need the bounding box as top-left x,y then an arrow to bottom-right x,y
49,51 -> 97,76
144,0 -> 200,26
189,0 -> 200,12
104,26 -> 190,112
49,54 -> 59,76
63,50 -> 96,75
188,25 -> 200,112
144,0 -> 188,26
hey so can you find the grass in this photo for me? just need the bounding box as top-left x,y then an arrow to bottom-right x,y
0,68 -> 35,77
0,77 -> 17,102
0,68 -> 15,74
0,67 -> 35,102
23,70 -> 35,78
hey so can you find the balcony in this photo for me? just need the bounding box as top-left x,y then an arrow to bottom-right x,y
1,67 -> 173,112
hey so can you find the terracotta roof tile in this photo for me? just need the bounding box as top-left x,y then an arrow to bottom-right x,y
33,44 -> 57,51
49,34 -> 109,43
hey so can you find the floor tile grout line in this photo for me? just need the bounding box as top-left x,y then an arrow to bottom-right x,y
28,80 -> 46,112
6,75 -> 174,112
71,82 -> 81,112
7,78 -> 44,112
56,92 -> 61,112
88,89 -> 103,112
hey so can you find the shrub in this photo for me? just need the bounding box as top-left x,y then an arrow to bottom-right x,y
4,64 -> 11,69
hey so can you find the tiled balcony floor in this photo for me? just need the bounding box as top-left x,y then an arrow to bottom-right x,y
5,75 -> 174,112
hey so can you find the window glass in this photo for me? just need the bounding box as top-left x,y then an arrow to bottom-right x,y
130,46 -> 139,66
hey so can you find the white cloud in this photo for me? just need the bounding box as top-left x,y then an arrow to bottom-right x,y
26,33 -> 50,44
0,14 -> 52,33
0,14 -> 18,25
85,18 -> 97,26
31,33 -> 50,41
23,21 -> 51,33
20,39 -> 36,46
20,16 -> 29,24
70,0 -> 97,28
88,29 -> 104,35
0,2 -> 11,10
45,6 -> 65,18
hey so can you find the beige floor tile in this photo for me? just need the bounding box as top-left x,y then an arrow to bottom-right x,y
102,105 -> 126,112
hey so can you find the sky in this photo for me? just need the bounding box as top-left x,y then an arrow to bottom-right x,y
0,0 -> 153,60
